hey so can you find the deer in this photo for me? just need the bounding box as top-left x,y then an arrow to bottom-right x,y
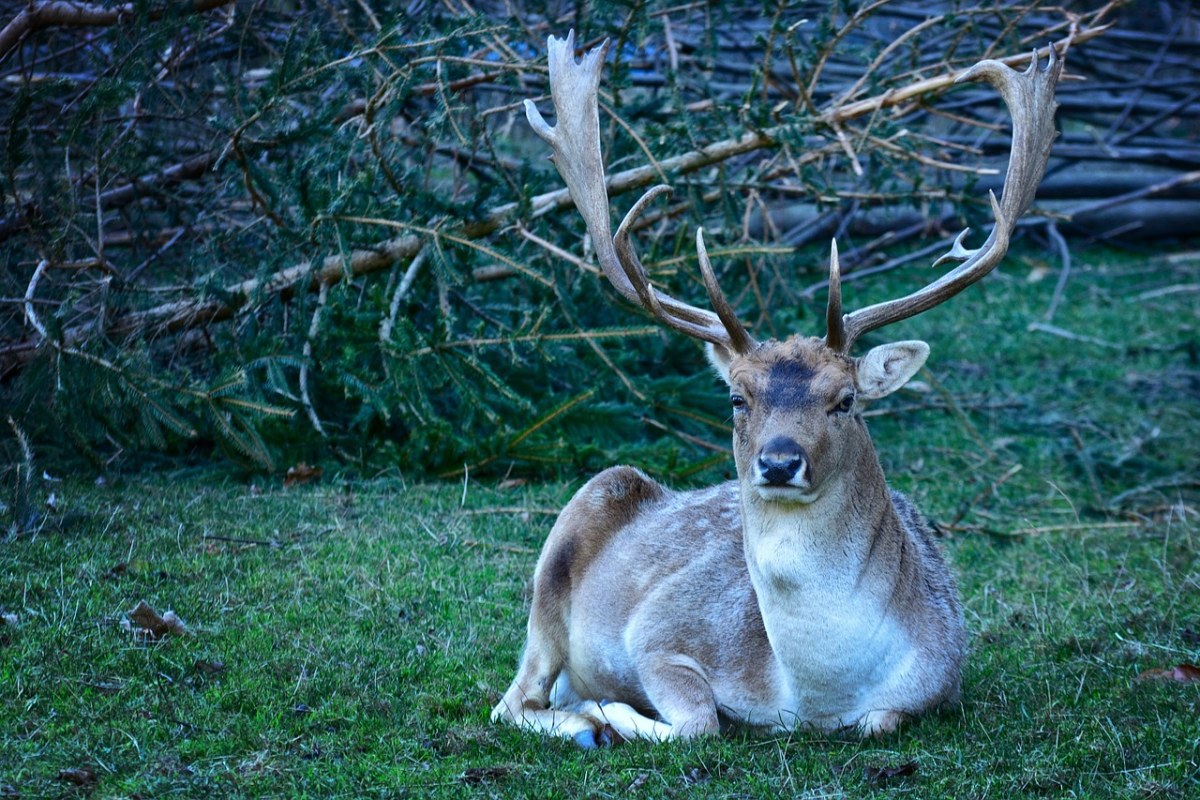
491,31 -> 1061,746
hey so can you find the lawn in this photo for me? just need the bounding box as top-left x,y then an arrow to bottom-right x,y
2,245 -> 1198,798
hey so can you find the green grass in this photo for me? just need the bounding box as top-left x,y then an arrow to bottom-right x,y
2,245 -> 1198,798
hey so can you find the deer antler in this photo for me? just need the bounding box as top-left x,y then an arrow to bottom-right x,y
524,31 -> 757,355
825,48 -> 1063,353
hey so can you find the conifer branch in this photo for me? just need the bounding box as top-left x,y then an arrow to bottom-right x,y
0,0 -> 234,64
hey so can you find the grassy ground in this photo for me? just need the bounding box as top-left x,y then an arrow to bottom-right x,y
2,245 -> 1198,798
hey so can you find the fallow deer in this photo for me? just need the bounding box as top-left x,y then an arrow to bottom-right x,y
492,31 -> 1061,745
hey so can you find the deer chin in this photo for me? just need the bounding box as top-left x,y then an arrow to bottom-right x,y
752,484 -> 821,505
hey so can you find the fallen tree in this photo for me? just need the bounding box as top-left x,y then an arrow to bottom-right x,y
0,0 -> 1191,476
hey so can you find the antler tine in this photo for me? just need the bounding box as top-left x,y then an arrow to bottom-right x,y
695,229 -> 757,354
613,186 -> 734,332
524,31 -> 756,354
824,238 -> 845,352
835,47 -> 1063,353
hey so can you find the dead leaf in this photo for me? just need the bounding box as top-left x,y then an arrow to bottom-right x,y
837,761 -> 918,786
57,767 -> 97,786
0,612 -> 16,627
457,766 -> 512,785
863,762 -> 918,786
122,600 -> 189,640
81,678 -> 125,693
283,463 -> 322,487
0,782 -> 19,797
1026,264 -> 1051,283
497,477 -> 527,490
192,659 -> 225,676
105,560 -> 155,579
1136,664 -> 1200,683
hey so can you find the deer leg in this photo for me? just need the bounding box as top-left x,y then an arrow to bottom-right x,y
491,609 -> 622,748
631,654 -> 722,740
491,660 -> 615,747
857,708 -> 909,737
575,700 -> 673,742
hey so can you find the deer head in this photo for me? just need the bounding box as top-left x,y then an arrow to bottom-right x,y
525,32 -> 1061,503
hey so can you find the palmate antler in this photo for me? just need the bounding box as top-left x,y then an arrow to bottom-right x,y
524,32 -> 756,355
525,31 -> 1062,356
825,49 -> 1063,353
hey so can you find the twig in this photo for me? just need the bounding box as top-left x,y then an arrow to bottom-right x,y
300,281 -> 330,436
862,398 -> 1024,418
458,538 -> 540,553
947,520 -> 1141,537
921,367 -> 993,456
1067,169 -> 1200,220
948,462 -> 1023,529
825,25 -> 1111,124
1027,322 -> 1122,350
1042,221 -> 1071,323
831,123 -> 864,177
380,246 -> 428,344
1131,284 -> 1200,302
1067,425 -> 1104,507
201,534 -> 278,547
23,260 -> 51,340
458,506 -> 558,518
801,239 -> 948,298
640,416 -> 731,455
1108,476 -> 1200,508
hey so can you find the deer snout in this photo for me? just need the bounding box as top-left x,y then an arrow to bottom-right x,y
756,436 -> 809,487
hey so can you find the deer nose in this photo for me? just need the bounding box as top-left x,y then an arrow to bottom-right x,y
757,436 -> 807,486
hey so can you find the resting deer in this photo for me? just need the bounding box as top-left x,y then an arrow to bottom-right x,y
492,32 -> 1061,745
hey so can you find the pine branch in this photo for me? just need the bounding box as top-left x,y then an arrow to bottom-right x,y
0,16 -> 1109,378
0,0 -> 235,64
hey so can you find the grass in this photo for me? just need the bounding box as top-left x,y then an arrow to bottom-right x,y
2,244 -> 1198,798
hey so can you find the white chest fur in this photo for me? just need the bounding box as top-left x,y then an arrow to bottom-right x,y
742,501 -> 914,725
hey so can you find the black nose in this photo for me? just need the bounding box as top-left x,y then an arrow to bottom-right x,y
757,436 -> 806,486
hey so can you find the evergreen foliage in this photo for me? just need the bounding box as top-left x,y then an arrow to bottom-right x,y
0,1 -> 1110,480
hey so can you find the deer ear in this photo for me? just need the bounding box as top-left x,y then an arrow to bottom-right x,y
705,342 -> 734,385
856,341 -> 929,399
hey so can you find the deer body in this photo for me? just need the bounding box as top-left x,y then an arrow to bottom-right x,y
556,474 -> 961,732
494,338 -> 965,741
491,33 -> 1060,744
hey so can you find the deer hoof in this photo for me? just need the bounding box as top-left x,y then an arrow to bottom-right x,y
859,709 -> 906,736
572,729 -> 600,749
572,722 -> 623,749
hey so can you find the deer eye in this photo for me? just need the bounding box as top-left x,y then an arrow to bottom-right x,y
730,394 -> 747,412
832,393 -> 855,415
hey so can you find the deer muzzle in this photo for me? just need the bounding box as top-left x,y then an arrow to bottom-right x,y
755,436 -> 811,490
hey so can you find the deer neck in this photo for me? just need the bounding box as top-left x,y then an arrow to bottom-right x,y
737,443 -> 909,704
738,445 -> 898,606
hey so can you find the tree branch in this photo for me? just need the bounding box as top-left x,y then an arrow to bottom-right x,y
0,0 -> 234,64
